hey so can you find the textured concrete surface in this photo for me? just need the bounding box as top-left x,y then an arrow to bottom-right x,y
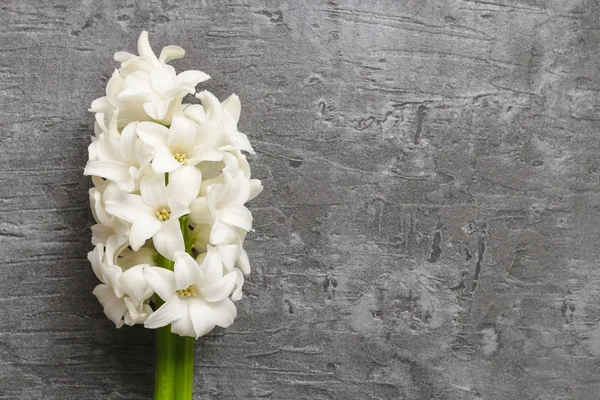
1,0 -> 600,399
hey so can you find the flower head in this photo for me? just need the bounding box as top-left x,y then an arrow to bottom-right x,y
86,31 -> 261,338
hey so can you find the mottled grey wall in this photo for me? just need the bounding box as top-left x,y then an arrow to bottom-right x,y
1,0 -> 600,399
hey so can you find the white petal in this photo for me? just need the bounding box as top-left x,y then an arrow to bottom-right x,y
174,251 -> 201,290
199,245 -> 225,283
137,122 -> 169,149
167,165 -> 201,206
115,167 -> 136,193
106,69 -> 123,100
104,267 -> 124,298
123,71 -> 152,91
170,300 -> 196,337
130,215 -> 162,251
167,115 -> 196,150
105,193 -> 154,223
96,134 -> 121,161
137,31 -> 158,61
143,267 -> 176,300
120,264 -> 153,304
159,45 -> 185,63
114,51 -> 137,63
248,179 -> 263,201
199,270 -> 238,302
144,296 -> 183,329
119,122 -> 139,164
206,184 -> 222,215
220,169 -> 247,205
107,111 -> 120,138
210,220 -> 239,245
94,113 -> 108,134
176,70 -> 210,88
228,131 -> 255,154
190,144 -> 223,163
235,151 -> 252,177
118,246 -> 156,270
236,248 -> 251,275
189,197 -> 212,225
188,301 -> 216,337
144,98 -> 172,121
210,298 -> 237,327
222,94 -> 241,123
231,270 -> 245,301
185,104 -> 208,125
150,65 -> 177,95
140,173 -> 168,208
208,188 -> 231,210
93,284 -> 126,328
84,160 -> 129,182
89,190 -> 106,225
189,297 -> 236,338
91,224 -> 112,246
136,137 -> 153,163
153,147 -> 181,173
90,96 -> 112,113
123,297 -> 151,325
88,244 -> 105,282
218,244 -> 238,272
153,219 -> 185,260
218,205 -> 253,231
117,87 -> 153,101
196,91 -> 223,121
91,175 -> 106,189
116,178 -> 135,193
168,199 -> 190,221
88,140 -> 99,162
105,233 -> 128,266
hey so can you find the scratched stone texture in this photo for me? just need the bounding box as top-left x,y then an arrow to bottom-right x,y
1,0 -> 600,399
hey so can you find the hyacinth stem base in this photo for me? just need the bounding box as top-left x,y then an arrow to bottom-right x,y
154,215 -> 195,400
174,336 -> 194,399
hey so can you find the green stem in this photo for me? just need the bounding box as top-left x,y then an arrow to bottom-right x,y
174,215 -> 194,400
154,256 -> 175,399
180,216 -> 193,254
174,336 -> 194,399
153,173 -> 196,399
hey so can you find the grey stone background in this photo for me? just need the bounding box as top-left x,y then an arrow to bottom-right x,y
1,0 -> 600,399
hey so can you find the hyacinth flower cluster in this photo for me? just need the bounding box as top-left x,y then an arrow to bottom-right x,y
84,31 -> 261,399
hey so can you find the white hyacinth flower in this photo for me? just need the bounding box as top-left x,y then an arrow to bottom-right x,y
190,152 -> 263,245
191,227 -> 253,276
84,118 -> 153,192
89,244 -> 153,327
104,166 -> 201,260
137,114 -> 222,174
185,91 -> 255,155
91,31 -> 210,127
143,250 -> 240,338
89,178 -> 129,245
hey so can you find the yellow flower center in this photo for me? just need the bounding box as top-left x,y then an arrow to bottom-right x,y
155,208 -> 171,222
174,153 -> 187,163
176,285 -> 196,297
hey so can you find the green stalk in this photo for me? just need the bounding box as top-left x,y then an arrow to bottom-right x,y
174,336 -> 194,399
174,216 -> 194,400
154,256 -> 175,399
153,173 -> 195,400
